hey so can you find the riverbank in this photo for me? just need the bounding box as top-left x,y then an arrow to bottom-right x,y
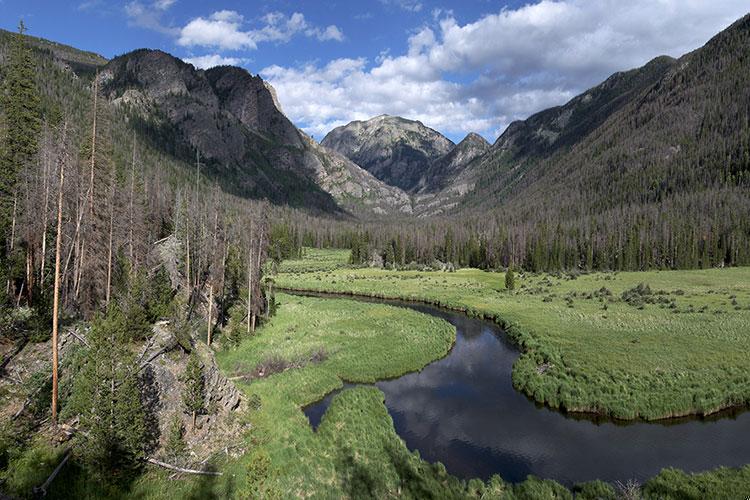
219,291 -> 750,498
276,249 -> 750,421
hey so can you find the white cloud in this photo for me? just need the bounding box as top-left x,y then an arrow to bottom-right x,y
125,0 -> 178,35
262,0 -> 749,142
153,0 -> 175,10
183,54 -> 248,69
176,10 -> 344,50
381,0 -> 423,13
178,10 -> 256,50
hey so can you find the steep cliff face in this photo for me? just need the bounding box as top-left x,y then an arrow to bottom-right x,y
99,50 -> 412,216
321,115 -> 455,191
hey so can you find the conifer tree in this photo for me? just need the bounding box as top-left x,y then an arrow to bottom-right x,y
68,306 -> 146,483
182,351 -> 204,429
1,21 -> 41,260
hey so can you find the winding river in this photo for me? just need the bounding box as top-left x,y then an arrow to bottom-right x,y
301,294 -> 750,486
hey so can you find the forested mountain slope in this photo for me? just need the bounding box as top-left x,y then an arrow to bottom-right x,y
306,15 -> 750,271
468,14 -> 750,213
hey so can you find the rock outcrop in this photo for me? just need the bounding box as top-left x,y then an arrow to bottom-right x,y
321,115 -> 455,191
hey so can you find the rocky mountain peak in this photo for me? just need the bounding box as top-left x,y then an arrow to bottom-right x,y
321,115 -> 454,191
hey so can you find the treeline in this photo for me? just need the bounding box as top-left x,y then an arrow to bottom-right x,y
271,184 -> 750,273
268,18 -> 750,273
1,26 -> 270,337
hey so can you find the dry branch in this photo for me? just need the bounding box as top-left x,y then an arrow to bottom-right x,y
146,457 -> 222,476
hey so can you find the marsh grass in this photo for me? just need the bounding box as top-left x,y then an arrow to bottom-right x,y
276,249 -> 750,421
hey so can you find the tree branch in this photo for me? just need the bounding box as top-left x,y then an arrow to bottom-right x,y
146,457 -> 222,476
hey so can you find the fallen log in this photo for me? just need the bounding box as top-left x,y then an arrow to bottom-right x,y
33,448 -> 71,497
146,457 -> 223,476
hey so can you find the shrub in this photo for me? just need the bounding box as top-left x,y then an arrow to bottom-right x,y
505,268 -> 516,291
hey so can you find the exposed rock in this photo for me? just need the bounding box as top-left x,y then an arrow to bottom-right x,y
321,114 -> 454,191
100,49 -> 413,217
141,324 -> 248,461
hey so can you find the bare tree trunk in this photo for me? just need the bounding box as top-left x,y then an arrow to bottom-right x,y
247,245 -> 255,334
25,249 -> 32,304
51,126 -> 67,425
105,196 -> 114,306
40,153 -> 51,289
251,229 -> 263,333
88,72 -> 98,214
186,231 -> 191,292
206,283 -> 213,346
128,132 -> 136,265
219,236 -> 228,325
6,192 -> 17,295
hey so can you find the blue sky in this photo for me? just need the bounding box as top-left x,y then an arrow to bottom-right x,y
2,1 -> 748,142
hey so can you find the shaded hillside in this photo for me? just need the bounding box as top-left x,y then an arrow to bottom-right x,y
414,132 -> 489,194
100,49 -> 341,213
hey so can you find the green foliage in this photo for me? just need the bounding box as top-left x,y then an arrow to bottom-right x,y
572,479 -> 617,499
278,247 -> 352,273
114,262 -> 175,341
163,413 -> 187,463
241,449 -> 275,499
268,222 -> 301,263
0,441 -> 65,498
505,267 -> 516,290
182,351 -> 205,422
509,475 -> 572,499
66,307 -> 146,484
643,465 -> 750,499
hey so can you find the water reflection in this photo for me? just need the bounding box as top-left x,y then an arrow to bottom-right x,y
303,297 -> 750,486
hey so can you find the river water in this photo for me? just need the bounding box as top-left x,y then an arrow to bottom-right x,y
302,296 -> 750,486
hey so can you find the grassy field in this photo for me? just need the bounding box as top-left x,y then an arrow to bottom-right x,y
36,288 -> 750,498
277,247 -> 355,274
276,249 -> 750,421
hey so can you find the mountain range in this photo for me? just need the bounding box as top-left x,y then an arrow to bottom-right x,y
1,13 -> 749,221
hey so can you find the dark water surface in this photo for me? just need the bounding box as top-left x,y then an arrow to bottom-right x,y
301,295 -> 750,486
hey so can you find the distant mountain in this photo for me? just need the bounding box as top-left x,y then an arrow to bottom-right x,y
321,115 -> 454,191
99,49 -> 412,216
414,132 -> 489,194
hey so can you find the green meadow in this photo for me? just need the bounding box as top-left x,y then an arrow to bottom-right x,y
276,249 -> 750,421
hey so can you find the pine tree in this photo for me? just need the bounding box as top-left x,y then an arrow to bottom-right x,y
67,306 -> 146,483
182,351 -> 204,429
0,21 -> 41,258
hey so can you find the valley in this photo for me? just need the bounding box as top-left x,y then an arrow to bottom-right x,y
1,5 -> 750,499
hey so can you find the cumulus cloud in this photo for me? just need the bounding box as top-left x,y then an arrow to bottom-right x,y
177,10 -> 344,50
262,0 -> 749,141
178,10 -> 256,50
182,53 -> 248,69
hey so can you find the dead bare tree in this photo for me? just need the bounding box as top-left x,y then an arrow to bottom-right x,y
51,123 -> 69,424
